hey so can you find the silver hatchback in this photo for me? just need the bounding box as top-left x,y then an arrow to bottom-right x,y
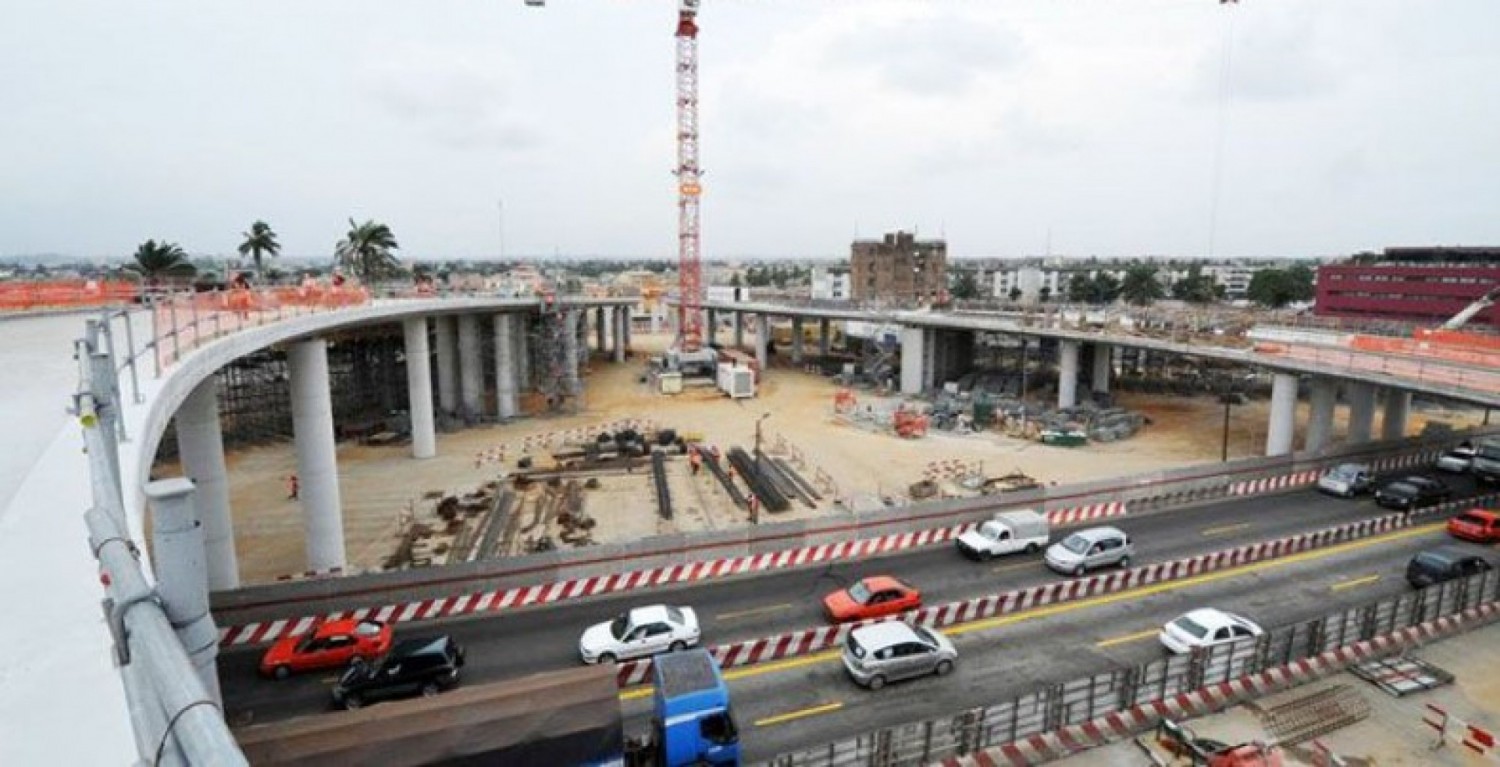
842,622 -> 956,690
1044,526 -> 1133,576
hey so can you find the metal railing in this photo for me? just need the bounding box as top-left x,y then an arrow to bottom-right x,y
764,570 -> 1500,767
74,326 -> 248,766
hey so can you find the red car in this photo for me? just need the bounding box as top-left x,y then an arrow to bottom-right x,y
823,576 -> 922,623
259,619 -> 393,679
1448,509 -> 1500,544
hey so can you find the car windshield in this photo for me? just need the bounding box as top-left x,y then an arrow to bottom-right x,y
979,521 -> 1003,540
1455,514 -> 1486,526
354,621 -> 381,636
1386,483 -> 1416,495
914,626 -> 939,648
1414,553 -> 1450,570
1477,444 -> 1500,461
848,581 -> 872,604
1328,466 -> 1357,480
1173,615 -> 1210,639
610,615 -> 631,640
1060,534 -> 1089,555
666,606 -> 685,624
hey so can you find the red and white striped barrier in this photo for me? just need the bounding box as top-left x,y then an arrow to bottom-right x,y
612,507 -> 1455,688
1424,703 -> 1500,762
1047,501 -> 1125,527
1229,470 -> 1319,496
940,601 -> 1500,767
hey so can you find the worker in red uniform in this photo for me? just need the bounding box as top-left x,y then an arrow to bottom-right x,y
747,493 -> 759,524
689,449 -> 702,476
286,474 -> 299,500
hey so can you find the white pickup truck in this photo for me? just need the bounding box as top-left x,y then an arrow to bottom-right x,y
955,509 -> 1050,560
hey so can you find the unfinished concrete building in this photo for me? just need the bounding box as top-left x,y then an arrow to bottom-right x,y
851,230 -> 948,303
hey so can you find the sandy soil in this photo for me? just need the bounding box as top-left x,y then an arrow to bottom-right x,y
170,331 -> 1486,584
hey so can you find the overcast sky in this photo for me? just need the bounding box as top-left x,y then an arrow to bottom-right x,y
3,1 -> 1497,262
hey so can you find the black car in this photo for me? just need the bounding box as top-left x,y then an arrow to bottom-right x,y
1373,476 -> 1451,511
332,635 -> 465,710
1406,548 -> 1493,589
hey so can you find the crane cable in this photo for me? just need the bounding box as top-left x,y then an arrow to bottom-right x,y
1207,6 -> 1237,260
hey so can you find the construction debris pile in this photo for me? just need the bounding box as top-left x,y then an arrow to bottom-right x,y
834,388 -> 1148,446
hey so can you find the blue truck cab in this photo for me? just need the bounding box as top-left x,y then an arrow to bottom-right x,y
650,649 -> 740,766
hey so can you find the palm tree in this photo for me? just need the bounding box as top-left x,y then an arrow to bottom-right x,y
334,219 -> 401,283
126,240 -> 196,286
237,220 -> 281,281
1121,264 -> 1166,307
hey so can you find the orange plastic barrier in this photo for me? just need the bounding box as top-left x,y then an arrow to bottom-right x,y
1413,327 -> 1500,352
0,280 -> 140,311
1349,333 -> 1500,369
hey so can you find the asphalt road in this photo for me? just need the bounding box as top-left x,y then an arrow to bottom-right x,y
219,473 -> 1488,732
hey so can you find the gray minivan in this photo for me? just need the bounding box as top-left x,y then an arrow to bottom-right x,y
1044,526 -> 1133,576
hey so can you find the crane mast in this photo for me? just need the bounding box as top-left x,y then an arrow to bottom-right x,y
674,0 -> 704,352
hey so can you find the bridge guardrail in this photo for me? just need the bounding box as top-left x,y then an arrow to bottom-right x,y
763,570 -> 1500,767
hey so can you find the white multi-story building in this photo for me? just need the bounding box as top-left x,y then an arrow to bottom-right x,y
991,266 -> 1062,304
810,268 -> 851,301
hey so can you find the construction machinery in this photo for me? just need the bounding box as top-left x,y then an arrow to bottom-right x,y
1437,284 -> 1500,331
673,0 -> 705,353
1138,719 -> 1284,767
893,407 -> 929,439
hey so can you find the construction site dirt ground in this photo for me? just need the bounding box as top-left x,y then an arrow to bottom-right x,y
166,331 -> 1489,585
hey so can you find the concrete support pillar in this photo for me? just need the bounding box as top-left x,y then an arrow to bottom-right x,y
613,307 -> 627,363
623,306 -> 633,352
1382,388 -> 1411,441
564,310 -> 581,396
145,478 -> 221,706
434,315 -> 458,416
595,307 -> 607,353
1305,377 -> 1337,454
288,338 -> 346,571
494,314 -> 517,420
457,314 -> 483,420
1266,373 -> 1298,456
707,309 -> 717,346
734,313 -> 745,349
900,325 -> 926,396
819,318 -> 831,357
791,318 -> 804,363
1091,343 -> 1111,396
175,378 -> 237,590
1346,382 -> 1377,444
1058,340 -> 1080,409
402,318 -> 436,459
514,313 -> 531,392
755,314 -> 770,371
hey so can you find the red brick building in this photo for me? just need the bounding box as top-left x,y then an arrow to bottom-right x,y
1315,247 -> 1500,329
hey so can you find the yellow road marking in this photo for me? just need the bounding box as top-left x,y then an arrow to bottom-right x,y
753,701 -> 844,727
320,676 -> 338,683
717,603 -> 793,621
1201,523 -> 1251,537
990,561 -> 1037,574
617,522 -> 1442,702
1095,628 -> 1159,649
1330,574 -> 1380,592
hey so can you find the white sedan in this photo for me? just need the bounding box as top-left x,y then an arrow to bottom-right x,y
1158,608 -> 1263,654
579,605 -> 700,664
1435,446 -> 1475,473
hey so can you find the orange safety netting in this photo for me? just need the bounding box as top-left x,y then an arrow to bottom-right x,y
0,280 -> 140,310
1349,333 -> 1500,369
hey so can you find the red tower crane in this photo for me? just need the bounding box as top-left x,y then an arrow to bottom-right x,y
674,0 -> 704,352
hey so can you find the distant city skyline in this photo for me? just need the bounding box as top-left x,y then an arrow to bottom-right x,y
4,1 -> 1497,260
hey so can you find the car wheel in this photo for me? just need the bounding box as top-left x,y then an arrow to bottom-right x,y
981,549 -> 994,561
1119,556 -> 1130,569
273,665 -> 291,681
599,652 -> 617,665
867,675 -> 886,691
342,694 -> 363,711
421,682 -> 440,698
935,660 -> 953,677
1025,543 -> 1039,554
1073,564 -> 1086,577
669,641 -> 686,652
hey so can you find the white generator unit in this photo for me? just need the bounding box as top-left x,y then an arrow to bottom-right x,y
717,363 -> 756,399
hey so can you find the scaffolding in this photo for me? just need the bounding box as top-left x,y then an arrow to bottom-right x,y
527,302 -> 575,413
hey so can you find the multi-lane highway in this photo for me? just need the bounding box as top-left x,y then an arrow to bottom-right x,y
220,474 -> 1494,757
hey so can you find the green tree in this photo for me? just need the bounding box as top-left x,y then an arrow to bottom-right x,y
1008,287 -> 1023,302
950,270 -> 981,300
729,272 -> 742,288
1067,271 -> 1121,304
1247,266 -> 1316,309
1284,263 -> 1316,303
335,218 -> 401,283
1171,263 -> 1219,304
236,220 -> 281,281
126,240 -> 196,286
1120,264 -> 1165,307
1038,286 -> 1052,303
